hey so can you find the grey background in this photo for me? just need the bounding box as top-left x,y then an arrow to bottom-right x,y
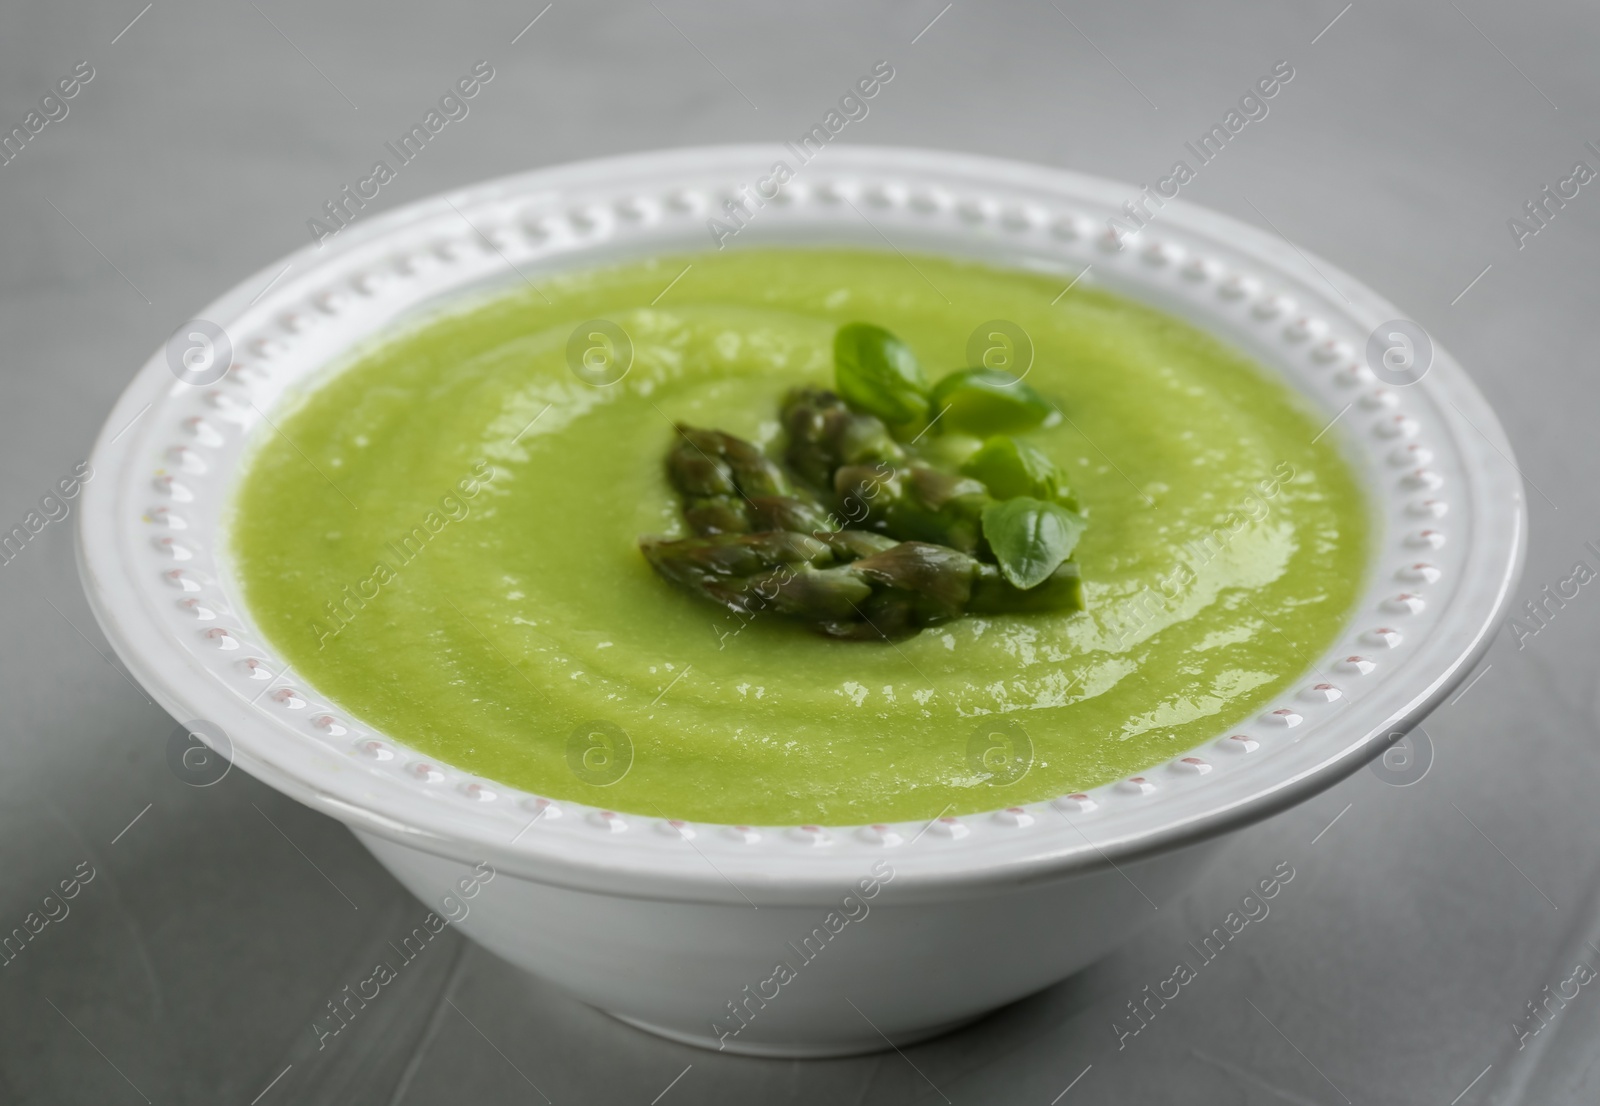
0,1 -> 1595,1102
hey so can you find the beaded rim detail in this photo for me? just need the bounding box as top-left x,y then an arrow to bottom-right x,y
76,146 -> 1524,897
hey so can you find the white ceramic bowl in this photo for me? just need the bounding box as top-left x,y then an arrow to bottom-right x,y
77,146 -> 1524,1056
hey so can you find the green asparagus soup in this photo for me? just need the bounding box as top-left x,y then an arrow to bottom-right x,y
230,248 -> 1368,825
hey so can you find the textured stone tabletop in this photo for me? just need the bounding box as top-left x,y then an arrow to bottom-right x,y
1,1 -> 1596,1102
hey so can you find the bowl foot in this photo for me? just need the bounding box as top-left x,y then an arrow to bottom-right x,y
603,1008 -> 989,1058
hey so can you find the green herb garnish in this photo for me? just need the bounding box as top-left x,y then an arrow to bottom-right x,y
961,434 -> 1077,508
640,322 -> 1088,640
833,322 -> 930,425
928,368 -> 1055,436
980,497 -> 1087,590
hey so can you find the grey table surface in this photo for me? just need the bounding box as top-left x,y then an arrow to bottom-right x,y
2,1 -> 1597,1102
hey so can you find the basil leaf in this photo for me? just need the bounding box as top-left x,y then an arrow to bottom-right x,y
915,431 -> 984,471
981,496 -> 1087,590
929,368 -> 1055,436
961,435 -> 1070,504
834,323 -> 929,425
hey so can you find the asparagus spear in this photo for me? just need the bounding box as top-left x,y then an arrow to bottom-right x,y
836,462 -> 990,555
640,530 -> 1083,640
780,387 -> 906,489
776,389 -> 990,550
666,425 -> 831,536
644,357 -> 1087,640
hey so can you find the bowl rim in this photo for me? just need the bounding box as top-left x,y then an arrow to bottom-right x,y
76,144 -> 1525,904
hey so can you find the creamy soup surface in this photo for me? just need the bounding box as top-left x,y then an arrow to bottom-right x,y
230,249 -> 1368,825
